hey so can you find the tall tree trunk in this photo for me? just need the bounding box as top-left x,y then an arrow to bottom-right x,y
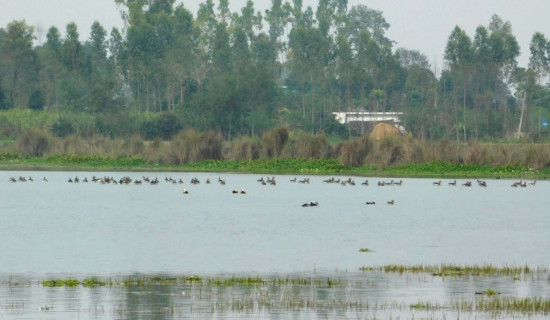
517,91 -> 526,139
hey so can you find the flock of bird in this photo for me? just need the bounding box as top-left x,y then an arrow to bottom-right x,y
7,174 -> 539,207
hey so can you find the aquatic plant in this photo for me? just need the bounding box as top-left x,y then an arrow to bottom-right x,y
82,277 -> 106,287
358,248 -> 373,253
42,278 -> 80,287
360,264 -> 546,276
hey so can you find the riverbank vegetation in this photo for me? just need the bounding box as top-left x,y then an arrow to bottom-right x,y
1,125 -> 549,178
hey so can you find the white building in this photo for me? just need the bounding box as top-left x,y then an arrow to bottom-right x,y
332,111 -> 406,133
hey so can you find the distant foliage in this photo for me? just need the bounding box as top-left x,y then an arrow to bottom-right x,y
141,113 -> 183,140
28,90 -> 45,110
169,130 -> 223,164
15,128 -> 52,156
261,126 -> 289,158
51,118 -> 75,137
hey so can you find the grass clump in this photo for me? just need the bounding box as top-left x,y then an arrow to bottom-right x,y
208,277 -> 264,286
185,275 -> 203,282
360,264 -> 545,276
358,248 -> 373,253
42,278 -> 80,287
82,277 -> 107,288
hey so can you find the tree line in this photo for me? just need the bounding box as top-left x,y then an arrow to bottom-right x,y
1,0 -> 550,142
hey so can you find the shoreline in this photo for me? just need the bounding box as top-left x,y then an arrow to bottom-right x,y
0,158 -> 546,180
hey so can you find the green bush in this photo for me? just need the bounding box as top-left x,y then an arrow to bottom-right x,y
51,118 -> 75,137
28,90 -> 45,110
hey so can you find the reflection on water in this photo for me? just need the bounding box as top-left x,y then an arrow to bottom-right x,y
0,171 -> 549,319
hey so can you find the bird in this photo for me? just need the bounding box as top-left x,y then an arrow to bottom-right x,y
182,189 -> 189,194
366,201 -> 376,205
240,189 -> 246,194
387,200 -> 395,205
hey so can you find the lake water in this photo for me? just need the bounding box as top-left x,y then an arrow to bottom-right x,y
1,171 -> 549,319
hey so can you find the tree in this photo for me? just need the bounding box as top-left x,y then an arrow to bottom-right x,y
348,5 -> 391,49
0,20 -> 35,108
40,26 -> 64,109
444,26 -> 474,141
529,32 -> 549,85
28,90 -> 45,110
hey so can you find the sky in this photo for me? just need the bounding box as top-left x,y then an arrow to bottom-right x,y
1,0 -> 549,72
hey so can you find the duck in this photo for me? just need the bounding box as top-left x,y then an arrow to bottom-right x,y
387,200 -> 395,205
448,180 -> 456,186
182,189 -> 189,194
240,189 -> 246,194
232,190 -> 239,194
433,180 -> 441,186
366,201 -> 376,205
302,201 -> 318,207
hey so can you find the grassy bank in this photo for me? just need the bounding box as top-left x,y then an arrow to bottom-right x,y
1,153 -> 548,179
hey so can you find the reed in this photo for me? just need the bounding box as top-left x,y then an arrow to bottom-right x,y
360,264 -> 546,276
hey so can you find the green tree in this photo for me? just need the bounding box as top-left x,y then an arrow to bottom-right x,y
445,26 -> 474,141
0,20 -> 36,108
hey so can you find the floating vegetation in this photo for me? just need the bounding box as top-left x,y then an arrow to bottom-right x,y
360,264 -> 547,276
82,277 -> 107,288
37,275 -> 346,289
475,288 -> 500,296
42,278 -> 80,287
185,275 -> 203,282
359,247 -> 373,253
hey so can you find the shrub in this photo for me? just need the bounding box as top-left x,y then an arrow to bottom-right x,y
28,90 -> 45,110
51,118 -> 75,137
169,129 -> 222,164
466,141 -> 485,164
339,135 -> 372,167
261,126 -> 289,158
285,132 -> 330,158
15,128 -> 52,156
141,113 -> 182,140
227,136 -> 261,161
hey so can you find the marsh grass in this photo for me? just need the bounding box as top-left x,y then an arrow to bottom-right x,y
360,264 -> 547,276
38,275 -> 345,289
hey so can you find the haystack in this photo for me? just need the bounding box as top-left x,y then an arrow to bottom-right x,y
369,123 -> 400,140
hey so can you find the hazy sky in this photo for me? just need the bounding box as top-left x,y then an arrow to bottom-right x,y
1,0 -> 548,71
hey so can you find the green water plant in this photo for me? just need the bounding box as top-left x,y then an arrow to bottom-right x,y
42,278 -> 80,287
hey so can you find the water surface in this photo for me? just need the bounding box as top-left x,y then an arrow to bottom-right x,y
1,171 -> 548,319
